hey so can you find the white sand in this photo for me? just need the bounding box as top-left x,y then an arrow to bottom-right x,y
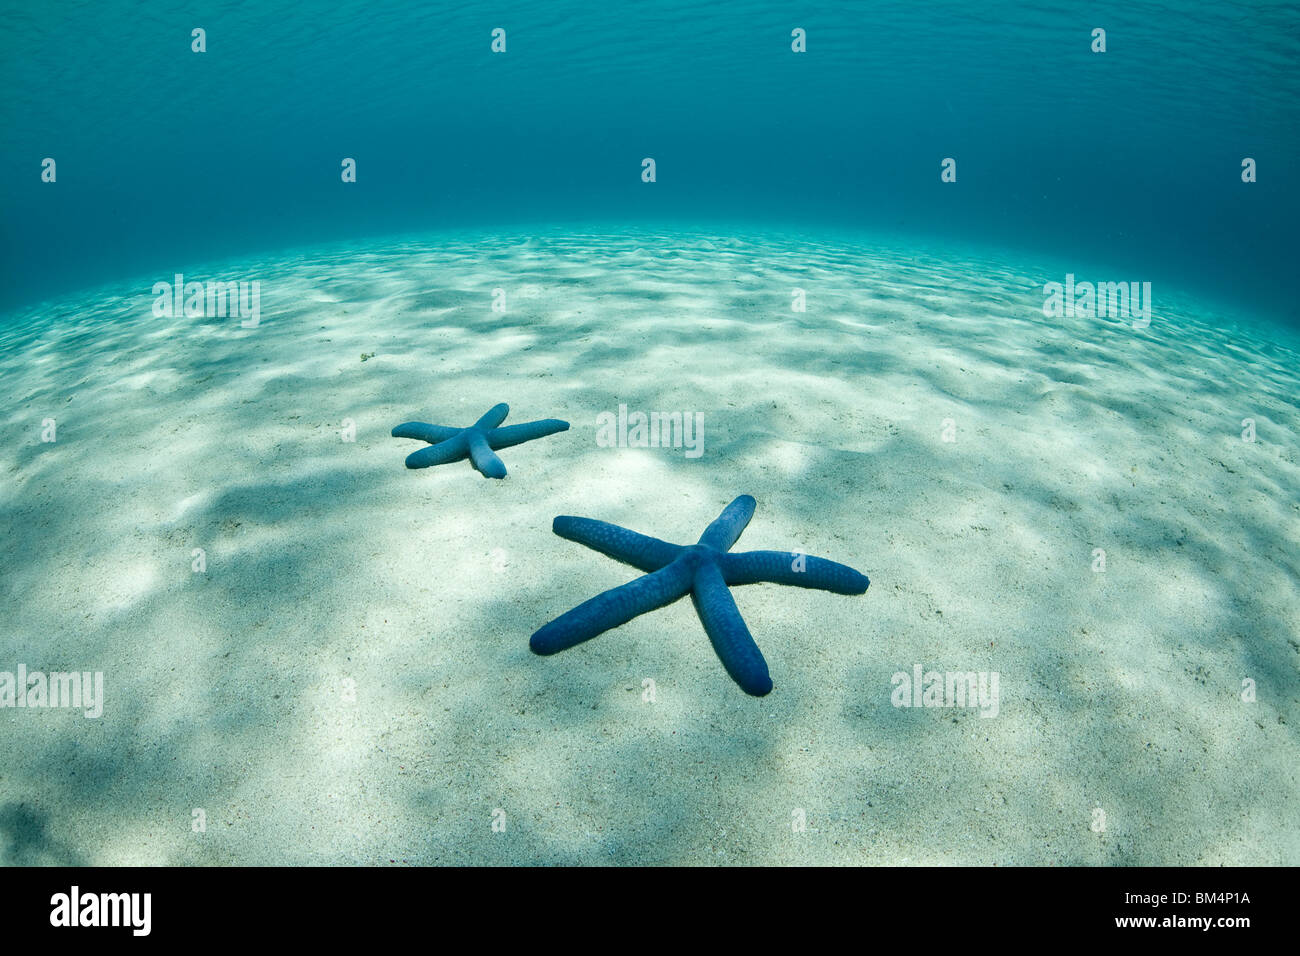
0,229 -> 1296,865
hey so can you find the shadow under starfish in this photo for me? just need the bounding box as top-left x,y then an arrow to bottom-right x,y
391,402 -> 569,479
531,495 -> 870,696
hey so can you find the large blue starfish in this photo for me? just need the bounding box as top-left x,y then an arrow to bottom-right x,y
391,403 -> 569,479
530,495 -> 869,695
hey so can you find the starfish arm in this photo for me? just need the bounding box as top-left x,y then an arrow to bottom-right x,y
466,430 -> 508,479
696,494 -> 757,551
690,560 -> 773,696
552,516 -> 683,572
531,558 -> 695,654
487,419 -> 570,450
391,422 -> 462,443
404,433 -> 469,468
474,403 -> 511,431
720,550 -> 870,594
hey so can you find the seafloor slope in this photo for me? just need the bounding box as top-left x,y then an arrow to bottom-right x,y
0,231 -> 1295,864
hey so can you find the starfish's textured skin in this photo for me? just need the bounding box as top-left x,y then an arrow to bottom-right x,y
391,403 -> 569,479
531,495 -> 870,695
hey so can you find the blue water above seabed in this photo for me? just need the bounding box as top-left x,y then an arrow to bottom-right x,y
1,0 -> 1297,327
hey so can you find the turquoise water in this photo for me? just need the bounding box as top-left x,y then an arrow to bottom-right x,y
2,1 -> 1299,867
2,0 -> 1297,320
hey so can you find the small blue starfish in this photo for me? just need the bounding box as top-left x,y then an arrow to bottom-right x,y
531,495 -> 870,695
391,403 -> 569,479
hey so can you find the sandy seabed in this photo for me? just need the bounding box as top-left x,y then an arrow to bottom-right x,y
1,230 -> 1297,865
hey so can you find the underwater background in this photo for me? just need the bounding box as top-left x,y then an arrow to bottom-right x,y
0,1 -> 1297,866
3,0 -> 1299,321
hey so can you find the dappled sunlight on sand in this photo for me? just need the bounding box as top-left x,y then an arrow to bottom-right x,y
0,229 -> 1296,864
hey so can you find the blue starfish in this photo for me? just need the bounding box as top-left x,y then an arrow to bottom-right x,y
531,495 -> 869,695
391,403 -> 569,479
